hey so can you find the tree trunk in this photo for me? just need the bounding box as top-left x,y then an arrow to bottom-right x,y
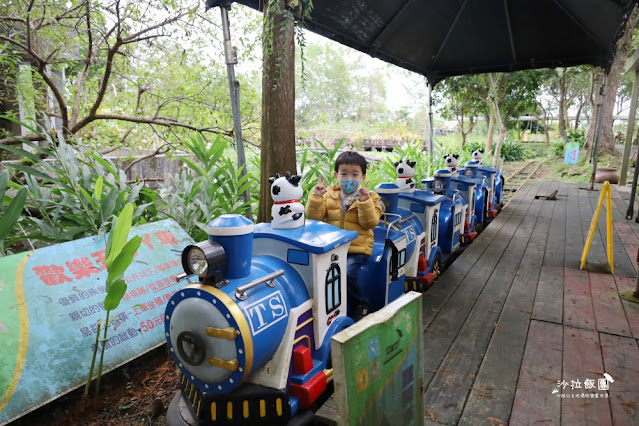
492,103 -> 507,164
486,73 -> 505,164
585,6 -> 639,156
258,0 -> 297,223
574,98 -> 583,130
486,105 -> 495,155
544,112 -> 551,146
457,107 -> 466,149
558,69 -> 570,144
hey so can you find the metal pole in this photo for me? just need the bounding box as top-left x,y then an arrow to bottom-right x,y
220,5 -> 252,219
428,81 -> 434,173
620,70 -> 639,186
626,139 -> 639,219
590,74 -> 608,191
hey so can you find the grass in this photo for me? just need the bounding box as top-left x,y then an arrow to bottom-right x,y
540,153 -> 619,183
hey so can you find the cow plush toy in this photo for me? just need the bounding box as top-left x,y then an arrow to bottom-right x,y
443,153 -> 460,176
472,149 -> 484,165
269,172 -> 305,229
395,159 -> 417,191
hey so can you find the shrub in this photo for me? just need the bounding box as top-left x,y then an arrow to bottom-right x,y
0,116 -> 150,251
464,141 -> 484,154
548,140 -> 565,158
567,128 -> 586,146
157,133 -> 252,241
498,140 -> 534,161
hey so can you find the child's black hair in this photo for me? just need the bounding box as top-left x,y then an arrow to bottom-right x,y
334,151 -> 367,174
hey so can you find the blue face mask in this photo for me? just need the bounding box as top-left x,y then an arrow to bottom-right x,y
340,179 -> 359,194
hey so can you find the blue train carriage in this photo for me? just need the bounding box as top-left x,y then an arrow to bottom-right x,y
353,188 -> 410,312
478,163 -> 505,211
164,214 -> 360,425
460,161 -> 501,218
376,183 -> 445,292
422,169 -> 481,240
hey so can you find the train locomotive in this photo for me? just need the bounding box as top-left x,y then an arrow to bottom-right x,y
165,158 -> 503,425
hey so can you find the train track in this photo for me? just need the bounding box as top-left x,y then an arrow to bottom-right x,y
502,161 -> 542,205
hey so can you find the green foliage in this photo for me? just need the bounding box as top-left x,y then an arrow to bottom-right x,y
386,140 -> 434,182
548,140 -> 565,157
297,139 -> 346,203
264,0 -> 314,91
1,1 -> 263,150
498,70 -> 547,126
547,129 -> 586,158
0,117 -> 149,247
85,204 -> 142,396
464,141 -> 485,154
0,171 -> 28,256
296,42 -> 390,127
498,140 -> 534,162
158,134 -> 252,241
438,75 -> 487,141
567,128 -> 586,146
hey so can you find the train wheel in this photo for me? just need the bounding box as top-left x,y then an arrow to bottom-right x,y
432,254 -> 442,278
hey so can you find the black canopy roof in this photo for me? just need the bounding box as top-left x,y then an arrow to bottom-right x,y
234,0 -> 637,83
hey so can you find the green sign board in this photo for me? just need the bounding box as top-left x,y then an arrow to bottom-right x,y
331,292 -> 424,426
0,219 -> 193,425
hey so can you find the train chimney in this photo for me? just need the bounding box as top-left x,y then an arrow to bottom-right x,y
206,214 -> 253,279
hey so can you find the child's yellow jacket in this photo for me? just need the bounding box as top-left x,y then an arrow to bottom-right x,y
305,184 -> 382,256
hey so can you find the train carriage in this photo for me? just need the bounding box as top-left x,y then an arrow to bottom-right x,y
165,163 -> 503,426
459,161 -> 502,218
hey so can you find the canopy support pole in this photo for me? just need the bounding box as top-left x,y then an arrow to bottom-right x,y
428,81 -> 434,172
621,70 -> 639,186
590,73 -> 608,191
220,3 -> 252,219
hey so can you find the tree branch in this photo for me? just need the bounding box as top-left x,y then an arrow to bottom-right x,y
121,10 -> 190,44
0,133 -> 44,145
123,143 -> 171,173
90,114 -> 233,136
0,34 -> 70,133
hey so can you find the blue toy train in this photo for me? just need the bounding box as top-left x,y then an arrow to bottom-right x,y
164,158 -> 503,425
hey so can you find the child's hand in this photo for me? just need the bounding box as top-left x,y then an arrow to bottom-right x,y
314,175 -> 327,197
359,180 -> 370,202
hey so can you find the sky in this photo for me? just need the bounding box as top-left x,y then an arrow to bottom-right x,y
224,4 -> 429,113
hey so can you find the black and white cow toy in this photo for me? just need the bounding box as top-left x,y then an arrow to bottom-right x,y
443,153 -> 460,176
394,159 -> 417,191
269,172 -> 305,229
472,149 -> 484,165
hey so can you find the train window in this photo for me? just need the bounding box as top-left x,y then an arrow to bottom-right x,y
325,263 -> 341,314
399,249 -> 407,267
430,210 -> 438,243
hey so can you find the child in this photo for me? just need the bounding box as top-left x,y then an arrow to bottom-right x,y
305,151 -> 382,321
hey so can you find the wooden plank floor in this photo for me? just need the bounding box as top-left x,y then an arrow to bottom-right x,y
425,180 -> 639,425
316,180 -> 639,425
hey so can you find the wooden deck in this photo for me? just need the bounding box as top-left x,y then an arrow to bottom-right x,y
316,180 -> 639,425
422,180 -> 639,425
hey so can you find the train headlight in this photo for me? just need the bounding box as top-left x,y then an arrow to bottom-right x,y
432,180 -> 443,193
463,169 -> 474,177
182,240 -> 227,280
187,247 -> 208,276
